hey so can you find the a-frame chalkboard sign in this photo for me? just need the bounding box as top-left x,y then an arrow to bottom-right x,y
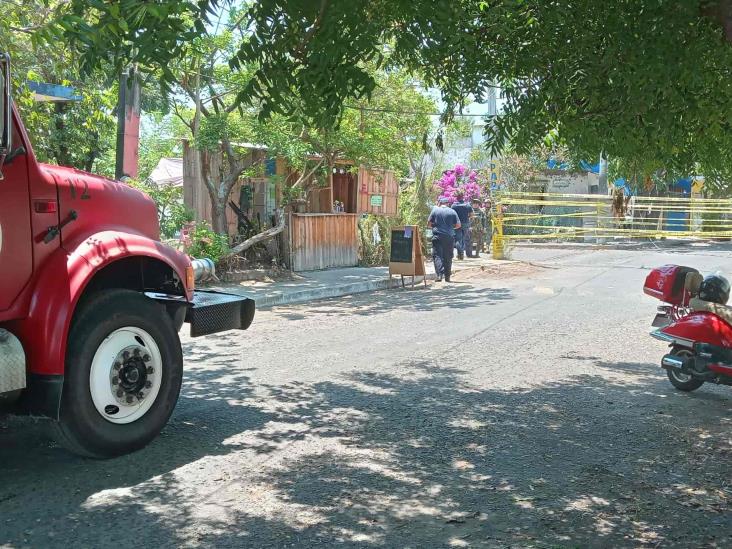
388,225 -> 427,288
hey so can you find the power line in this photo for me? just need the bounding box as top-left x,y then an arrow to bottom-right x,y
343,104 -> 491,117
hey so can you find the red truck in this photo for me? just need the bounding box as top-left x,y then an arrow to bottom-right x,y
0,54 -> 255,458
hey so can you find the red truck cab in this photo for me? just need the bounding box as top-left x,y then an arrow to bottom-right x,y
0,53 -> 254,458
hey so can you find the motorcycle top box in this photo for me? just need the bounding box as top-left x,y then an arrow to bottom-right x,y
643,265 -> 699,305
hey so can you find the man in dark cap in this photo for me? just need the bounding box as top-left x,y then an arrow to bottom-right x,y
428,197 -> 461,282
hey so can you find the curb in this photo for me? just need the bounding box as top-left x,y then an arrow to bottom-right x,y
213,257 -> 500,310
254,274 -> 433,309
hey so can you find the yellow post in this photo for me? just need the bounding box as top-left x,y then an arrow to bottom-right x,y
492,205 -> 505,259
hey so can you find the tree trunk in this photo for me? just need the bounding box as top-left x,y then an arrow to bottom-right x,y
212,201 -> 228,235
54,103 -> 70,166
598,153 -> 608,194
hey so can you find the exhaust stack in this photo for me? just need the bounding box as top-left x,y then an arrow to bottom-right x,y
191,258 -> 216,283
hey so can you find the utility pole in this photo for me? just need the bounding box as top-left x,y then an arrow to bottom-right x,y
598,153 -> 608,195
115,67 -> 141,180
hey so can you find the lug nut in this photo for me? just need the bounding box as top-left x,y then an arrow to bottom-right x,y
113,362 -> 122,370
117,389 -> 124,398
123,351 -> 130,359
126,395 -> 134,404
134,348 -> 141,356
137,392 -> 144,400
145,381 -> 152,388
112,376 -> 119,385
147,367 -> 154,374
143,355 -> 151,363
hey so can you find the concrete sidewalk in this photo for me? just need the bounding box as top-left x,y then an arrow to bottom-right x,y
210,256 -> 497,308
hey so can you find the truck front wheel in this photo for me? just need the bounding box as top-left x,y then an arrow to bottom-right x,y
54,289 -> 183,458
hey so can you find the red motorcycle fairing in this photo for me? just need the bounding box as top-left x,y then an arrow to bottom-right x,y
661,311 -> 732,348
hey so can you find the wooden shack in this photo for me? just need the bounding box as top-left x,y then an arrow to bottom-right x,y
182,143 -> 399,271
182,140 -> 275,236
284,161 -> 399,270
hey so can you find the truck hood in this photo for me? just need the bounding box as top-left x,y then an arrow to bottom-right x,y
41,164 -> 160,247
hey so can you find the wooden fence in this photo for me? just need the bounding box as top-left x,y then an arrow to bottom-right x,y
289,213 -> 359,271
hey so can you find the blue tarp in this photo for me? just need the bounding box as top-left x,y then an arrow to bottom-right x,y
673,178 -> 692,194
546,158 -> 570,170
27,81 -> 83,102
546,159 -> 601,173
579,160 -> 601,174
666,211 -> 688,231
612,178 -> 633,196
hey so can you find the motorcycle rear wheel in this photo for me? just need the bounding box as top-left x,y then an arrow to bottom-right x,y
666,346 -> 704,392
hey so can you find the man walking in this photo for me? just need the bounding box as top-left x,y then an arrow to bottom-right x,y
451,191 -> 472,260
428,197 -> 461,282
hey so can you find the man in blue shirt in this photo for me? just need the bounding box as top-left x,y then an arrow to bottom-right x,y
428,197 -> 461,282
451,191 -> 472,260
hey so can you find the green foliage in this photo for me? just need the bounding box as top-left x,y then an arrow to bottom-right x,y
1,1 -> 118,171
126,179 -> 194,239
260,66 -> 436,194
465,1 -> 732,181
499,145 -> 574,192
44,0 -> 220,85
183,221 -> 230,263
16,82 -> 116,170
37,0 -> 732,185
702,211 -> 717,232
358,215 -> 392,266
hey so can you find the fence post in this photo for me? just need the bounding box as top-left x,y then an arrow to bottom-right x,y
492,205 -> 505,259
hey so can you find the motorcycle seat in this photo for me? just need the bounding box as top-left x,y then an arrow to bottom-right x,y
689,297 -> 732,325
685,272 -> 703,296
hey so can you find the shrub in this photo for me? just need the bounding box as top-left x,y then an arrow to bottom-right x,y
181,221 -> 230,263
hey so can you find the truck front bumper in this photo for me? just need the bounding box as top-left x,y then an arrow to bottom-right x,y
148,290 -> 256,337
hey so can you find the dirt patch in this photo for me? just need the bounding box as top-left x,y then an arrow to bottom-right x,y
217,267 -> 298,284
451,261 -> 545,282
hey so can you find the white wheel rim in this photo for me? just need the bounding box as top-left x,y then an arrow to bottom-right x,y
89,327 -> 163,424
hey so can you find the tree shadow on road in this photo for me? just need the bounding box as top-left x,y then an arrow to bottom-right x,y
273,284 -> 514,322
0,350 -> 730,548
218,362 -> 730,548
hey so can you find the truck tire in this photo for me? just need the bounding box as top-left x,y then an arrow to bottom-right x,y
54,289 -> 183,458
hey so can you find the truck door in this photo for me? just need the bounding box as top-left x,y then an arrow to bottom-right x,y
0,114 -> 33,311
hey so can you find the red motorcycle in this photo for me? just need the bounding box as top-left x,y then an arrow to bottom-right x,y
645,265 -> 732,392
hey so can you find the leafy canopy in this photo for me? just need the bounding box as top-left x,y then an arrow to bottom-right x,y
39,0 -> 732,180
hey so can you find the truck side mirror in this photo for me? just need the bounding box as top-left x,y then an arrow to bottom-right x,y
0,53 -> 11,171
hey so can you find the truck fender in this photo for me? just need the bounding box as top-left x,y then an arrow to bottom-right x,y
14,231 -> 191,381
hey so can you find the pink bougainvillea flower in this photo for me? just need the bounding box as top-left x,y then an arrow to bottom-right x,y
434,163 -> 488,204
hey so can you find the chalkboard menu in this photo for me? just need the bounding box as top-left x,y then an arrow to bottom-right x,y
390,228 -> 414,263
388,225 -> 426,287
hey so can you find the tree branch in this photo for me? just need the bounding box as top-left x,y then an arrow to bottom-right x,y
224,209 -> 286,257
294,0 -> 330,57
181,82 -> 212,118
9,25 -> 40,34
172,102 -> 194,131
290,158 -> 324,189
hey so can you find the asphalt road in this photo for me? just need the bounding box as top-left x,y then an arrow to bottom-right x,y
1,242 -> 730,548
